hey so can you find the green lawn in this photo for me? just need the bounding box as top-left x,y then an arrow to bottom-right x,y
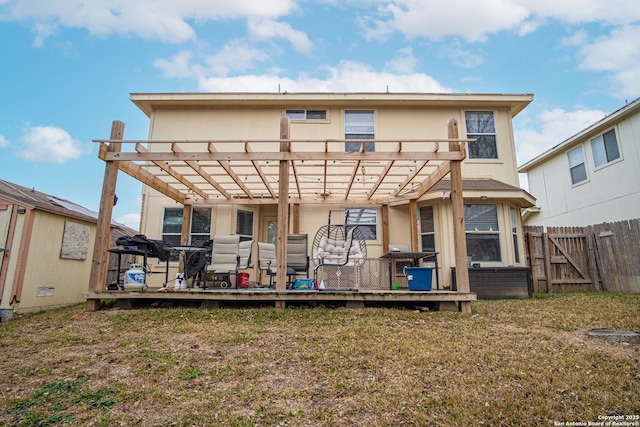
1,293 -> 638,426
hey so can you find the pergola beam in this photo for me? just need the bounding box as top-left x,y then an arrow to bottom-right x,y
136,144 -> 209,201
172,143 -> 231,200
245,143 -> 277,198
207,143 -> 253,199
102,151 -> 465,162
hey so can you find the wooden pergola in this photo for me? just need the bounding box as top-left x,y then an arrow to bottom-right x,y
87,117 -> 474,312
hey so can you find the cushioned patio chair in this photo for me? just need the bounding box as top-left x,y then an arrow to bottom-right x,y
257,242 -> 277,287
286,234 -> 310,284
206,235 -> 240,288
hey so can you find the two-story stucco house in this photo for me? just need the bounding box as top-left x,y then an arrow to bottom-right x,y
112,92 -> 535,296
518,97 -> 640,227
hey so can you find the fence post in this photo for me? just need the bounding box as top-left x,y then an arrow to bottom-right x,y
542,229 -> 552,293
586,226 -> 603,291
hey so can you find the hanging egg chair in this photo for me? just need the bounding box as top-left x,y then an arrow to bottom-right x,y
311,223 -> 367,268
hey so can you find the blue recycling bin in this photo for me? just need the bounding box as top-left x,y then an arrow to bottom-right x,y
405,267 -> 433,291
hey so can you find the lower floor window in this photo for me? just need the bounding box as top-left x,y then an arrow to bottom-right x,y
236,210 -> 254,241
345,208 -> 377,240
465,204 -> 501,262
162,207 -> 212,261
419,206 -> 435,252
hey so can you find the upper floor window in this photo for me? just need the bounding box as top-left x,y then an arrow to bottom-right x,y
567,146 -> 587,185
465,204 -> 501,262
285,109 -> 327,120
591,129 -> 620,167
345,110 -> 374,152
419,206 -> 436,252
345,207 -> 377,240
236,210 -> 254,242
465,111 -> 497,159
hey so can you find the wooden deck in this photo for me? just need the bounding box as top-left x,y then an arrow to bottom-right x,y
83,288 -> 477,310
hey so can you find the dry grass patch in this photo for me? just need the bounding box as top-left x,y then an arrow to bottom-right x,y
0,293 -> 638,426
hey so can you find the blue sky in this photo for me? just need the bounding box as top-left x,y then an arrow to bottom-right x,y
1,0 -> 639,230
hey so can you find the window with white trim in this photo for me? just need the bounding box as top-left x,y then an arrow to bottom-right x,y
345,208 -> 377,240
464,204 -> 501,262
510,206 -> 520,264
465,111 -> 497,159
236,210 -> 254,242
191,207 -> 212,243
162,207 -> 212,261
591,129 -> 620,167
285,109 -> 327,120
345,110 -> 374,152
419,206 -> 435,252
567,146 -> 587,185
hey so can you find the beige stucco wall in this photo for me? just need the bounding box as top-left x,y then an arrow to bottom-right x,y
139,101 -> 527,288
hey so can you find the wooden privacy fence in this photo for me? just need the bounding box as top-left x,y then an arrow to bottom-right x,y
524,219 -> 640,293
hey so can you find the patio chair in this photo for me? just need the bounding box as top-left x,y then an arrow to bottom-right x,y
239,240 -> 254,270
257,242 -> 277,287
206,235 -> 240,288
286,234 -> 310,285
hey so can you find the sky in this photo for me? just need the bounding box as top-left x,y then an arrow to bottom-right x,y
1,0 -> 639,231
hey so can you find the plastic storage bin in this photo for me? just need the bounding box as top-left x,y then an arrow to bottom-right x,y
405,267 -> 433,291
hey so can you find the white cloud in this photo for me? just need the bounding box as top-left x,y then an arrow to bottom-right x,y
514,107 -> 607,166
154,41 -> 270,79
4,0 -> 298,45
154,50 -> 202,79
197,60 -> 452,93
116,213 -> 141,231
205,40 -> 271,76
363,0 -> 530,42
516,0 -> 640,26
385,47 -> 418,73
31,22 -> 57,48
574,25 -> 640,98
561,30 -> 588,48
248,19 -> 313,54
364,0 -> 640,43
0,135 -> 9,148
18,125 -> 88,163
440,40 -> 484,69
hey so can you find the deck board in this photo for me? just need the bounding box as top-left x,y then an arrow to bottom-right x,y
84,289 -> 477,305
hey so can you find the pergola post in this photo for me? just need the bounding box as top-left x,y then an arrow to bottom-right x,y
178,205 -> 193,272
87,120 -> 124,311
275,117 -> 290,306
381,204 -> 389,254
409,199 -> 419,252
448,118 -> 471,313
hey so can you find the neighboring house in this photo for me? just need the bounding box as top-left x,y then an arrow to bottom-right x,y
0,179 -> 135,319
519,97 -> 640,227
124,92 -> 535,291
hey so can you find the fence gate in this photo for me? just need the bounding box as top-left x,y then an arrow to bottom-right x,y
524,226 -> 598,293
587,220 -> 640,293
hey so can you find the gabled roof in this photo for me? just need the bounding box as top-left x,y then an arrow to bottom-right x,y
518,96 -> 640,172
0,179 -> 133,230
